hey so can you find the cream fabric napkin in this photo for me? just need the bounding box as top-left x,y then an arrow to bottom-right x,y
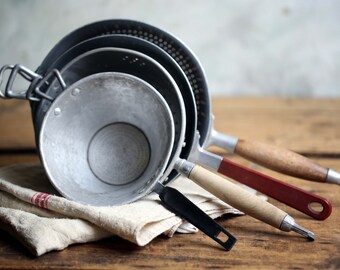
0,163 -> 242,256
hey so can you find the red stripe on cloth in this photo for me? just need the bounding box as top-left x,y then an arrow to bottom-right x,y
43,194 -> 52,208
31,192 -> 51,209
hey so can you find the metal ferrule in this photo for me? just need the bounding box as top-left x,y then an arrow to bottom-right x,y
326,169 -> 340,185
279,215 -> 294,232
280,215 -> 316,241
174,159 -> 195,177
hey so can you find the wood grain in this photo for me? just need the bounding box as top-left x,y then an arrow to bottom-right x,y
0,99 -> 35,149
189,165 -> 287,228
212,97 -> 340,154
0,152 -> 39,167
1,97 -> 340,153
235,139 -> 328,182
0,157 -> 338,270
0,98 -> 339,269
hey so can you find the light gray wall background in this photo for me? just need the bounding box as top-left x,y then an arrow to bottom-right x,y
1,0 -> 340,97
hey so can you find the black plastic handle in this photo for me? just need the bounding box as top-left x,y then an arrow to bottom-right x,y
158,185 -> 237,251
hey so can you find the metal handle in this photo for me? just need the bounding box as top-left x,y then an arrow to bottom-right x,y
0,64 -> 42,100
0,64 -> 66,101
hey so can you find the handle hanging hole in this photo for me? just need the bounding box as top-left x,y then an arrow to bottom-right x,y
308,202 -> 324,214
216,231 -> 230,243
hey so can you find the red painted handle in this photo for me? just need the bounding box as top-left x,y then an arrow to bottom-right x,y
218,158 -> 332,220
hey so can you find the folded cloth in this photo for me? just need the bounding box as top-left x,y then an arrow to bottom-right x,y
0,163 -> 242,256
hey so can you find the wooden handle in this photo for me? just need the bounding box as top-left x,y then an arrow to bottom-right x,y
235,139 -> 328,182
188,165 -> 287,229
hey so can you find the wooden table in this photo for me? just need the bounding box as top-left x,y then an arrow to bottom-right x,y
0,97 -> 339,269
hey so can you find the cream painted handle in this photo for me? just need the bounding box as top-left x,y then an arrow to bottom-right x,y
235,139 -> 328,182
189,165 -> 287,229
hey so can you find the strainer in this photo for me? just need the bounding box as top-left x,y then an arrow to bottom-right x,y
36,71 -> 239,250
40,72 -> 171,205
0,20 -> 320,241
34,19 -> 338,187
0,51 -> 238,250
23,19 -> 334,220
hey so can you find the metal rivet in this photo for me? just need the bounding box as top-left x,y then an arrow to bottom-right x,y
71,88 -> 80,96
54,107 -> 61,116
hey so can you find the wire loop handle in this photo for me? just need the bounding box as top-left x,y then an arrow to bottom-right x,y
0,64 -> 66,101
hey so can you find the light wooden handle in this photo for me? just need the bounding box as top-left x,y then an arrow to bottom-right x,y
189,165 -> 287,229
235,139 -> 328,182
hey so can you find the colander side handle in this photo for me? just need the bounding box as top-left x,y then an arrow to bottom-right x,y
0,64 -> 41,100
156,184 -> 237,251
0,64 -> 66,101
218,157 -> 332,220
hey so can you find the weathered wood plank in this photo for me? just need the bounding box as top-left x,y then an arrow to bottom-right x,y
0,98 -> 339,269
212,97 -> 340,154
0,157 -> 338,270
0,100 -> 35,149
1,97 -> 339,153
0,152 -> 39,167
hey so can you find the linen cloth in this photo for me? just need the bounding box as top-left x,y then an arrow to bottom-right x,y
0,163 -> 242,256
